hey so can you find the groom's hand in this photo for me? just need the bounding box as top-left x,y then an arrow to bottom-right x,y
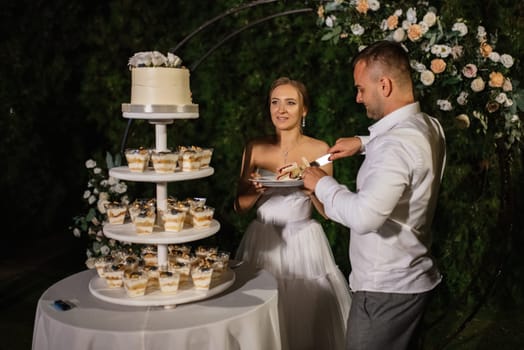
302,167 -> 327,193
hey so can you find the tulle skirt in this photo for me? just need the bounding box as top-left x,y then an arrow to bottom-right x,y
236,218 -> 351,350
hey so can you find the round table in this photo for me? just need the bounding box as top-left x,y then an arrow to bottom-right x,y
32,264 -> 283,350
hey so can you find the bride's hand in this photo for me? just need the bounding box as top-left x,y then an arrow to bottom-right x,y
249,172 -> 266,194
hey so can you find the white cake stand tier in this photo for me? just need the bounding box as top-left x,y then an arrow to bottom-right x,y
103,221 -> 220,245
89,269 -> 235,307
109,166 -> 214,182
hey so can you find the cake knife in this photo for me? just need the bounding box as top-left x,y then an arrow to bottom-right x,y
309,154 -> 332,167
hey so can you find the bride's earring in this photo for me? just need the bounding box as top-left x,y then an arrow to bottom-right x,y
302,117 -> 306,128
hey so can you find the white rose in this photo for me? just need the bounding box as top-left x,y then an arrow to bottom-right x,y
151,51 -> 167,66
93,167 -> 102,174
420,70 -> 435,86
368,0 -> 380,11
402,20 -> 411,30
488,52 -> 500,63
100,245 -> 111,256
477,26 -> 487,42
471,77 -> 485,92
418,21 -> 429,35
456,91 -> 469,105
406,7 -> 417,23
326,15 -> 336,28
502,78 -> 513,92
495,93 -> 508,104
88,195 -> 97,205
392,28 -> 406,42
83,190 -> 91,199
437,99 -> 453,111
410,60 -> 426,72
351,23 -> 365,36
455,114 -> 470,129
85,159 -> 96,168
97,198 -> 109,214
499,54 -> 514,68
422,11 -> 437,27
73,228 -> 81,238
504,99 -> 513,108
452,22 -> 468,36
511,115 -> 519,123
85,257 -> 96,269
394,9 -> 403,17
107,177 -> 118,186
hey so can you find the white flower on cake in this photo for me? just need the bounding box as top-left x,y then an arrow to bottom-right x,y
128,51 -> 183,68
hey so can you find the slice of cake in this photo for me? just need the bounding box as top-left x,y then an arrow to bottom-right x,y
191,264 -> 214,290
199,148 -> 214,168
162,208 -> 186,232
158,270 -> 181,294
180,149 -> 201,172
125,148 -> 150,172
191,206 -> 215,228
134,209 -> 156,234
123,271 -> 148,297
104,263 -> 126,288
151,150 -> 179,173
94,256 -> 113,278
105,202 -> 127,224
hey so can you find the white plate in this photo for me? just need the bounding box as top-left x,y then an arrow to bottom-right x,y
89,269 -> 235,307
249,176 -> 304,187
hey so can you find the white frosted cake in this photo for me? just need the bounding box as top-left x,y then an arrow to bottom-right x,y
130,67 -> 193,106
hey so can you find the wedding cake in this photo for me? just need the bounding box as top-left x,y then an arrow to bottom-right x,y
127,51 -> 194,106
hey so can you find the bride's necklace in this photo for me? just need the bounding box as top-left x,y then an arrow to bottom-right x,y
282,137 -> 303,163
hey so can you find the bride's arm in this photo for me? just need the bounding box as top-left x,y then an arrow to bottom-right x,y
234,144 -> 265,214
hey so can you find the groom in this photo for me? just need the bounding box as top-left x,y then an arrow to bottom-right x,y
302,40 -> 446,350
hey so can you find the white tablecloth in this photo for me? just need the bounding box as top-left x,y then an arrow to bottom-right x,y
32,265 -> 282,350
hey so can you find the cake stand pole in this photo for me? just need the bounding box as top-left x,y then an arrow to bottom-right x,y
155,122 -> 170,268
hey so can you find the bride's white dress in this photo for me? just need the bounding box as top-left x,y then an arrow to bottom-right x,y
236,170 -> 351,350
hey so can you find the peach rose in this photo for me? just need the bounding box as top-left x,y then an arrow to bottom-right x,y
430,59 -> 446,74
407,24 -> 423,41
480,42 -> 493,57
455,114 -> 470,129
488,72 -> 504,88
386,15 -> 399,30
356,0 -> 369,14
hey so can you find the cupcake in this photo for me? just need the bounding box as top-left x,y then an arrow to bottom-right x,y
162,208 -> 186,232
134,208 -> 156,234
191,264 -> 214,290
151,150 -> 179,173
105,202 -> 127,224
103,263 -> 126,288
123,271 -> 148,297
158,270 -> 181,294
125,148 -> 150,172
191,206 -> 215,228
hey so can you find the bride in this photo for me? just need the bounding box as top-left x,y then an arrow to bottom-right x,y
234,77 -> 351,350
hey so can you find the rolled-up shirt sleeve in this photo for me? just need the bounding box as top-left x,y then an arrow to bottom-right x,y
315,137 -> 411,234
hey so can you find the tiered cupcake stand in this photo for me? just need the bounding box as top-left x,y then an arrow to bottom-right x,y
88,104 -> 235,307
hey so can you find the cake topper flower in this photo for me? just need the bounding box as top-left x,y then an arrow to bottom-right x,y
128,51 -> 183,69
